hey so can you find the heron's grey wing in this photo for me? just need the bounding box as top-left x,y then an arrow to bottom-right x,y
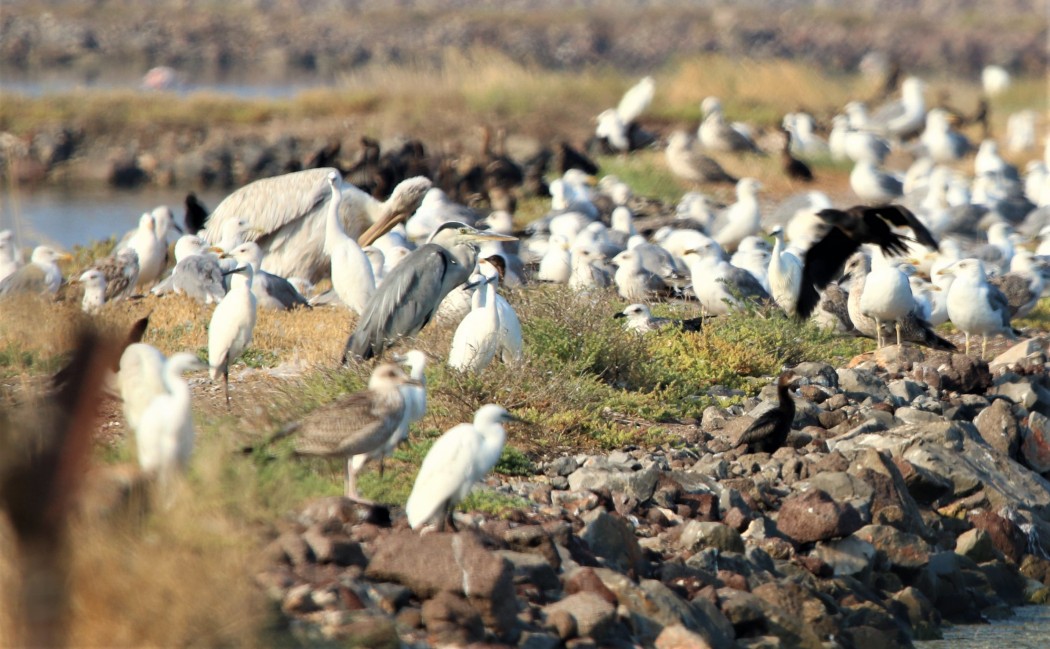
346,245 -> 453,360
201,168 -> 335,245
260,271 -> 310,309
0,264 -> 45,295
173,255 -> 225,303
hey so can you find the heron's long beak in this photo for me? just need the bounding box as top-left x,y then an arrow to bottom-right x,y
464,276 -> 493,290
504,412 -> 527,424
466,231 -> 517,243
222,265 -> 249,276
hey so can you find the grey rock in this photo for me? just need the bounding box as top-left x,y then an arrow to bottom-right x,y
580,509 -> 646,575
955,529 -> 1000,563
678,520 -> 745,554
543,592 -> 616,640
990,338 -> 1043,371
568,460 -> 660,502
888,378 -> 925,405
974,398 -> 1021,457
992,380 -> 1039,409
895,407 -> 945,424
837,368 -> 892,403
812,536 -> 876,577
854,524 -> 930,570
498,550 -> 561,591
793,362 -> 839,388
800,471 -> 874,518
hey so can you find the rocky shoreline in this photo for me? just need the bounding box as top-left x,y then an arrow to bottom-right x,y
259,340 -> 1050,648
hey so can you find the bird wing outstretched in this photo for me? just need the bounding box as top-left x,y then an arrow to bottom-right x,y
344,244 -> 454,361
797,227 -> 861,319
617,76 -> 655,125
866,204 -> 939,250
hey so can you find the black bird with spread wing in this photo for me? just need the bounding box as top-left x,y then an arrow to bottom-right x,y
796,204 -> 938,319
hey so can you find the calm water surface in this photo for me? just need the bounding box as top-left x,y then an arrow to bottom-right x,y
917,605 -> 1050,649
0,187 -> 229,250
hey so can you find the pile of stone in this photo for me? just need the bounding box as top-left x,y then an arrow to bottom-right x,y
258,339 -> 1050,648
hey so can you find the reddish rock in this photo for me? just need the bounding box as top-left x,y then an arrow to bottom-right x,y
853,525 -> 930,570
969,510 -> 1026,563
716,570 -> 748,591
565,567 -> 619,605
365,531 -> 518,637
723,507 -> 750,532
1022,412 -> 1050,474
655,624 -> 714,649
422,591 -> 485,646
776,488 -> 863,544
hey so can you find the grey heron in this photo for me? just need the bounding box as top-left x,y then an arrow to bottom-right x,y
201,168 -> 431,283
208,264 -> 258,406
342,222 -> 516,362
405,403 -> 518,531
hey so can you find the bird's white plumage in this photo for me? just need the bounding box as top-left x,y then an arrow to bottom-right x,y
127,212 -> 167,288
768,226 -> 802,315
79,268 -> 107,313
405,404 -> 511,530
134,352 -> 205,481
119,343 -> 168,433
448,276 -> 500,373
208,265 -> 258,386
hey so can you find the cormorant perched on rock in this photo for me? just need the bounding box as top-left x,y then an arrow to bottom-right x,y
796,204 -> 938,319
737,370 -> 799,454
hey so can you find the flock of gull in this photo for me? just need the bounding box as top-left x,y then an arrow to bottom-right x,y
3,64 -> 1049,526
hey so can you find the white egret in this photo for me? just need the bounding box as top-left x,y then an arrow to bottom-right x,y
405,404 -> 517,531
479,256 -> 523,364
208,264 -> 258,406
324,170 -> 376,314
767,225 -> 802,316
135,352 -> 207,485
119,343 -> 168,433
448,275 -> 500,373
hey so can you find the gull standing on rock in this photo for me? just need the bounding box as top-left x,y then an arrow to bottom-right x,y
208,264 -> 257,406
406,404 -> 518,531
860,254 -> 915,347
944,259 -> 1019,357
